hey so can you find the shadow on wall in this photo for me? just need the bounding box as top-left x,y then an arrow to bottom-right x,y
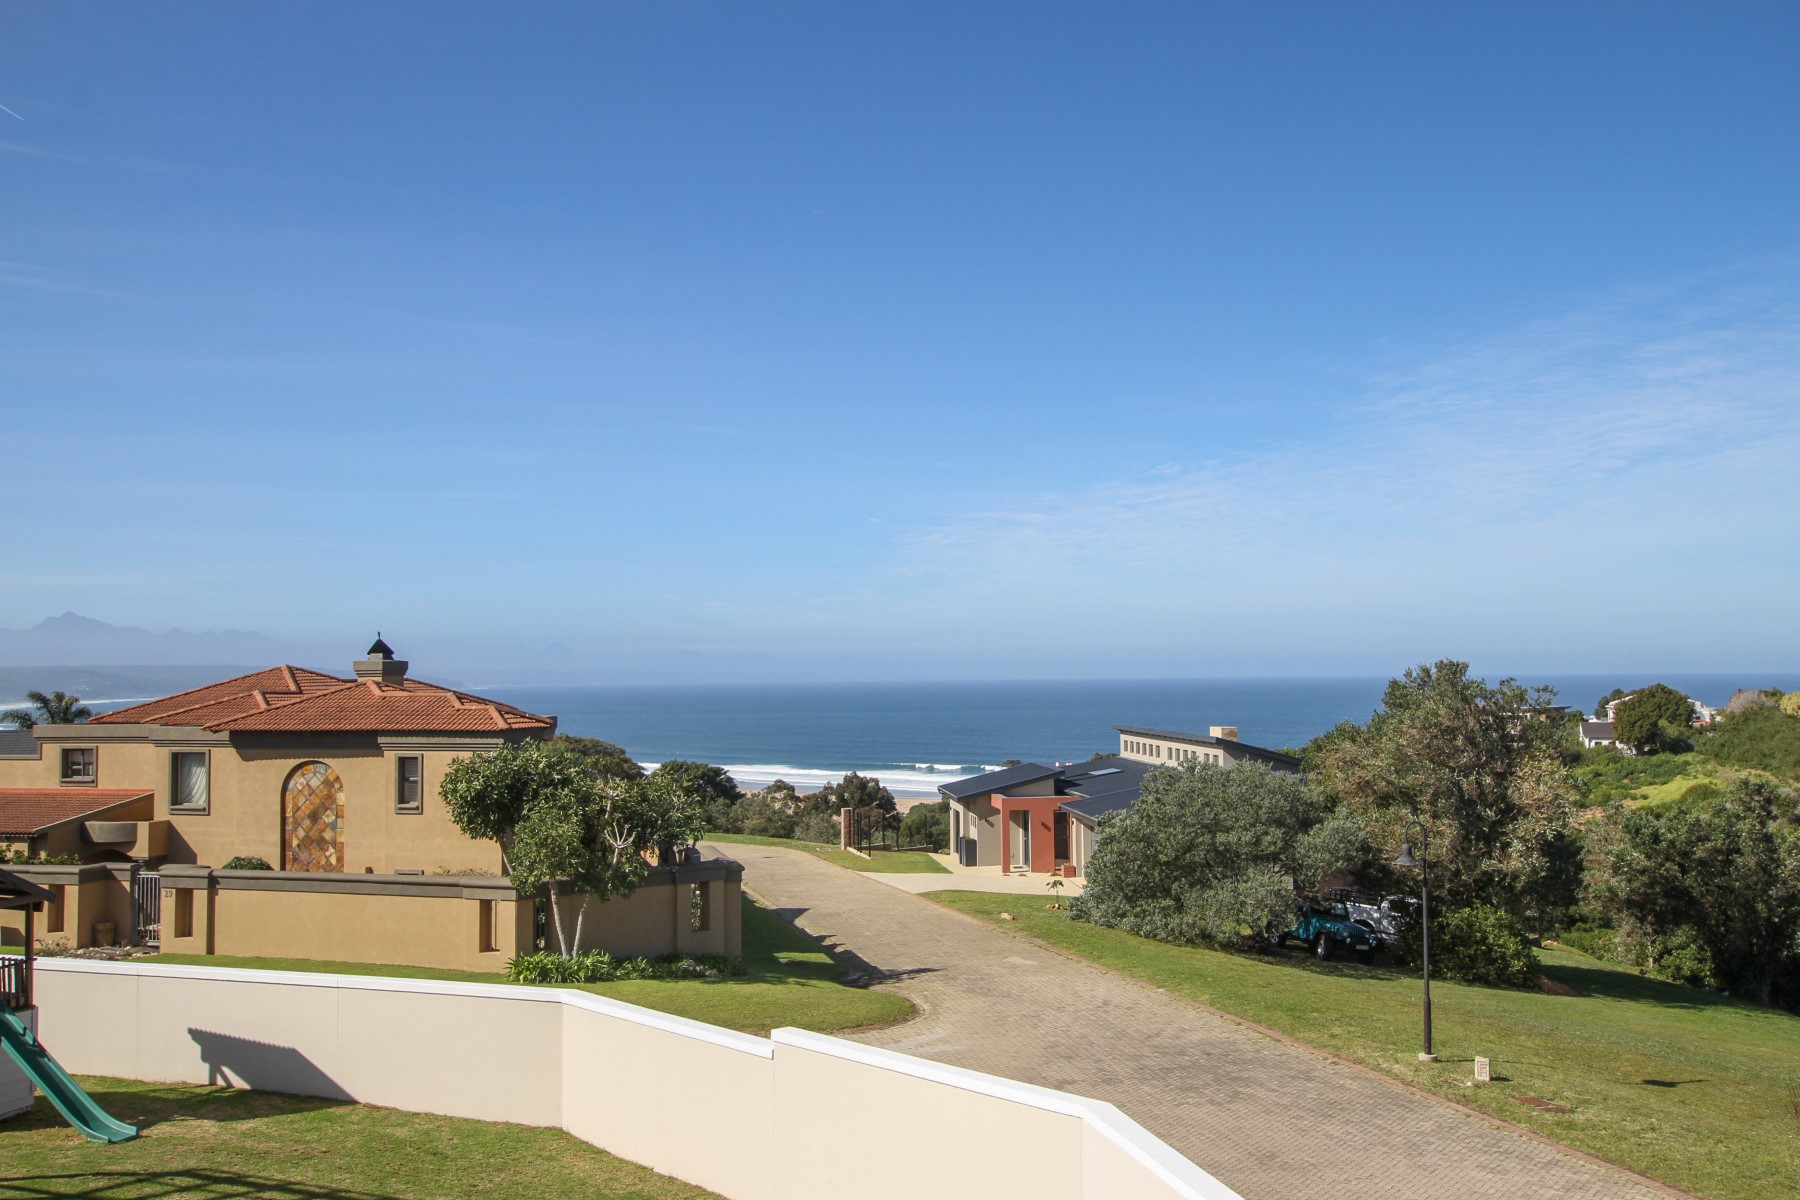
0,1170 -> 405,1199
187,1028 -> 350,1100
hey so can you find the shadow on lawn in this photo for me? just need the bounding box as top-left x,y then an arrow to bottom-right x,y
12,1083 -> 349,1136
0,1170 -> 399,1199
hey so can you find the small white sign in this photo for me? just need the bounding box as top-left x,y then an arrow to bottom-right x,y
1475,1056 -> 1492,1082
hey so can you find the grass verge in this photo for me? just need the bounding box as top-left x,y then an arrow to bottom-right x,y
0,1076 -> 715,1199
146,895 -> 910,1036
703,831 -> 950,873
930,890 -> 1800,1200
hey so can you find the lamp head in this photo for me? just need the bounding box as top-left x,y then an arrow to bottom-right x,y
1393,842 -> 1421,870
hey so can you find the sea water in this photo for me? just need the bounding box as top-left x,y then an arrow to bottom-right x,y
486,673 -> 1792,797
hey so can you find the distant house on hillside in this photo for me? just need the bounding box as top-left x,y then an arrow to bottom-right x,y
1580,720 -> 1618,750
939,725 -> 1299,878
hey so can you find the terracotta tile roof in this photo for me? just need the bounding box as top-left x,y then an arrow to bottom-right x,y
92,666 -> 345,726
90,666 -> 552,735
0,789 -> 153,837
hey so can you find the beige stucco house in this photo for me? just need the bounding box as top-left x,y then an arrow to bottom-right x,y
0,641 -> 743,968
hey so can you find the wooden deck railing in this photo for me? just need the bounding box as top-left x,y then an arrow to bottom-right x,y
0,954 -> 30,1011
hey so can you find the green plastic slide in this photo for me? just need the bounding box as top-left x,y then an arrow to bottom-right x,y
0,1006 -> 137,1143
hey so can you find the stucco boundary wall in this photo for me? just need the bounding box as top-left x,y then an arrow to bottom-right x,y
31,958 -> 1239,1200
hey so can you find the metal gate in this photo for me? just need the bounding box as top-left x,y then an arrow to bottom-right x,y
133,870 -> 162,947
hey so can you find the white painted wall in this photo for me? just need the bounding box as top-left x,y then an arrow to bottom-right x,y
28,959 -> 1240,1200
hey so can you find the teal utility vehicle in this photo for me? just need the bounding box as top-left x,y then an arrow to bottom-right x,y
1267,898 -> 1380,962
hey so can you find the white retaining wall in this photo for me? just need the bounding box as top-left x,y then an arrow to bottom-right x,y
29,958 -> 1238,1200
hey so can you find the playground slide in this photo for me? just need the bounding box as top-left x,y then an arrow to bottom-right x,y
0,1007 -> 137,1143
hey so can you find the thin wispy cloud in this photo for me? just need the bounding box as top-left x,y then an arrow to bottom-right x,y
899,263 -> 1800,629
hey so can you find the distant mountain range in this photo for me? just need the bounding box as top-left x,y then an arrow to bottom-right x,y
0,612 -> 796,693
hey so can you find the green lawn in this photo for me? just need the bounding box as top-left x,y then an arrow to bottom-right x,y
0,1076 -> 714,1199
703,831 -> 950,873
931,890 -> 1800,1200
148,896 -> 911,1036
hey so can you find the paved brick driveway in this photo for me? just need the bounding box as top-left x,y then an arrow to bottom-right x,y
712,840 -> 1670,1200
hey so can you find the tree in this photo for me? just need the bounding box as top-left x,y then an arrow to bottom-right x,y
1,690 -> 93,729
440,740 -> 705,955
816,772 -> 896,816
652,760 -> 743,832
734,781 -> 801,839
898,800 -> 950,851
1307,660 -> 1580,931
1612,684 -> 1695,754
1586,778 -> 1800,1006
549,734 -> 643,782
1072,762 -> 1364,947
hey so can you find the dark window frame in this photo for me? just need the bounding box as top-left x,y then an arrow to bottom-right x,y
60,746 -> 97,785
170,750 -> 210,814
395,754 -> 424,814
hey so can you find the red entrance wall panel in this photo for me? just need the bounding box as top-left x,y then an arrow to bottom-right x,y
997,795 -> 1064,874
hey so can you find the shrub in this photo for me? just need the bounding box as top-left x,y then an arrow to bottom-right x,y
1392,902 -> 1540,988
221,855 -> 274,871
1553,923 -> 1615,961
506,950 -> 744,984
898,800 -> 950,851
792,809 -> 841,845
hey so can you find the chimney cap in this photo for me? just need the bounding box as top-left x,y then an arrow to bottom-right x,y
367,635 -> 395,660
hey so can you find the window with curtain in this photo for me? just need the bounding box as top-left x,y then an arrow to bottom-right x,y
395,755 -> 423,814
171,751 -> 209,813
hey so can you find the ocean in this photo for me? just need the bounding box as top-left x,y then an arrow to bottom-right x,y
483,673 -> 1798,798
30,672 -> 1795,799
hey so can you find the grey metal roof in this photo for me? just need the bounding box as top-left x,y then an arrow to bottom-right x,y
1112,724 -> 1301,769
0,728 -> 39,758
1581,720 -> 1615,739
1058,756 -> 1153,823
938,763 -> 1063,800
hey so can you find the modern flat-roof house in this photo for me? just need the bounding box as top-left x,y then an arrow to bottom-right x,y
940,725 -> 1300,877
0,641 -> 744,968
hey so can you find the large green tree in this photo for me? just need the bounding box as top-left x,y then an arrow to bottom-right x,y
1611,684 -> 1695,755
1306,660 -> 1580,930
1073,762 -> 1364,947
1585,778 -> 1800,1006
652,760 -> 744,832
2,690 -> 93,729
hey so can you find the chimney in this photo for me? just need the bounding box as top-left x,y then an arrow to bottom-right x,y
353,635 -> 409,686
1209,725 -> 1239,742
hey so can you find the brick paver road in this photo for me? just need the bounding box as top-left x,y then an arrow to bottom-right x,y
712,840 -> 1670,1200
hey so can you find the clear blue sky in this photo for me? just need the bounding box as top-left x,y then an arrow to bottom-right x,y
4,2 -> 1797,680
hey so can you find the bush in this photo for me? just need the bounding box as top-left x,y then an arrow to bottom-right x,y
898,800 -> 950,851
506,950 -> 745,984
792,809 -> 841,845
221,855 -> 274,871
1552,923 -> 1615,961
1393,902 -> 1540,988
1697,705 -> 1800,780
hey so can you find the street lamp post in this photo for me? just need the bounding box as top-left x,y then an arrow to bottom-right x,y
1393,818 -> 1436,1062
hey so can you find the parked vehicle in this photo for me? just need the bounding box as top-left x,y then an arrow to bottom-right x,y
1267,898 -> 1380,962
1319,887 -> 1417,947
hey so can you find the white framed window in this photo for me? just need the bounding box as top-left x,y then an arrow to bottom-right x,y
60,747 -> 97,784
396,755 -> 423,814
171,750 -> 210,813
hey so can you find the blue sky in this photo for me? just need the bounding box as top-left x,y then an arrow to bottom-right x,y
3,2 -> 1798,680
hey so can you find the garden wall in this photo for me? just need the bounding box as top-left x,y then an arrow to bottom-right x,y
30,958 -> 1238,1200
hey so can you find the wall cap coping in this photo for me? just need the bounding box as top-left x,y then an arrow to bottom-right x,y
157,857 -> 744,897
2,862 -> 120,884
31,956 -> 774,1059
